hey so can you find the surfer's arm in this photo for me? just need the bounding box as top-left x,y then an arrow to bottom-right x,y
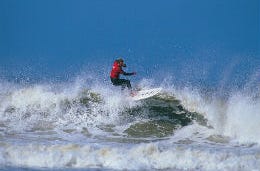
122,71 -> 136,76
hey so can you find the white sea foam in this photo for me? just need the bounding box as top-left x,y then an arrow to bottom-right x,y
0,81 -> 140,137
0,142 -> 259,170
0,80 -> 260,170
1,80 -> 260,145
224,93 -> 260,144
171,86 -> 260,145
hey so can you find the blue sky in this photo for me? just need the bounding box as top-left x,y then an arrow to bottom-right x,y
0,0 -> 259,86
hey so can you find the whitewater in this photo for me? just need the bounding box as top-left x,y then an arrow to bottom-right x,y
0,77 -> 259,171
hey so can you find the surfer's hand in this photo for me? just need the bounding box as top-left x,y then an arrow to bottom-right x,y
132,72 -> 137,75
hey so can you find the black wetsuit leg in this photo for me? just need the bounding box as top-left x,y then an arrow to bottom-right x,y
110,78 -> 132,90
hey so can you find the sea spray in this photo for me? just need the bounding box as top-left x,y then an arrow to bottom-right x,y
0,79 -> 259,170
224,93 -> 260,144
171,85 -> 260,145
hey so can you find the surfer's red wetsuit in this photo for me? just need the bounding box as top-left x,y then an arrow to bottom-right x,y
110,61 -> 124,79
110,59 -> 136,90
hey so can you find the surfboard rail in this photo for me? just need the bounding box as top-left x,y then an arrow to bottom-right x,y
131,87 -> 162,101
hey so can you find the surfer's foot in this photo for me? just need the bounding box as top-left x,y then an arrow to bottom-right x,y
130,91 -> 137,97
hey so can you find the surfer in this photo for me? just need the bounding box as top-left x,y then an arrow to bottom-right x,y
110,58 -> 136,90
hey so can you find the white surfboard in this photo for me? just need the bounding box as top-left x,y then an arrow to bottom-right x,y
131,88 -> 162,101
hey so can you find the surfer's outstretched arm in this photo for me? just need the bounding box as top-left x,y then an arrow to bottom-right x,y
122,71 -> 136,76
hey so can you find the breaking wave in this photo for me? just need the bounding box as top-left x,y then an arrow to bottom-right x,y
0,78 -> 259,170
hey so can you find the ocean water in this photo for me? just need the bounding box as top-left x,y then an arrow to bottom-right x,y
0,76 -> 259,171
1,0 -> 260,170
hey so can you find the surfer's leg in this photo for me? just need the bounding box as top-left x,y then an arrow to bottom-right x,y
120,79 -> 131,90
125,80 -> 132,89
111,78 -> 120,86
111,78 -> 131,90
